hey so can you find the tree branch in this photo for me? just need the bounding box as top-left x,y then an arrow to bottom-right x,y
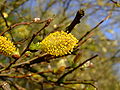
65,9 -> 84,33
0,18 -> 52,36
78,12 -> 112,46
56,54 -> 98,84
62,82 -> 98,90
0,10 -> 9,28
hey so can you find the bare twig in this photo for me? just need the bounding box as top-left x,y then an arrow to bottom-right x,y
0,18 -> 52,36
56,54 -> 98,84
14,38 -> 29,45
42,0 -> 57,16
111,0 -> 119,5
62,82 -> 98,90
0,10 -> 16,42
78,32 -> 93,47
0,70 -> 52,78
0,82 -> 11,90
5,78 -> 26,90
78,12 -> 112,46
12,53 -> 49,68
0,10 -> 9,28
62,0 -> 72,16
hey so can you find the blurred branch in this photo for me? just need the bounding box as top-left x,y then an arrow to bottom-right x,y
0,18 -> 52,36
14,38 -> 29,45
62,81 -> 98,90
111,49 -> 120,59
56,54 -> 98,84
62,0 -> 72,16
78,32 -> 93,47
42,0 -> 57,16
8,0 -> 29,15
0,81 -> 11,90
111,0 -> 119,4
0,1 -> 7,11
0,70 -> 52,78
78,12 -> 112,46
111,0 -> 120,7
65,9 -> 84,33
0,78 -> 25,90
7,80 -> 26,90
12,83 -> 26,90
101,49 -> 120,65
0,10 -> 9,28
0,9 -> 15,42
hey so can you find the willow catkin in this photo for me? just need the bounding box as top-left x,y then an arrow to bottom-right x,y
40,31 -> 78,56
0,36 -> 16,56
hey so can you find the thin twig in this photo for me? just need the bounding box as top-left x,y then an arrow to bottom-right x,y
111,0 -> 119,4
62,82 -> 98,90
14,38 -> 29,45
5,78 -> 26,90
12,53 -> 49,68
0,10 -> 15,41
0,81 -> 11,90
56,54 -> 98,84
0,10 -> 9,28
0,18 -> 52,36
78,12 -> 112,44
4,58 -> 18,70
0,70 -> 53,78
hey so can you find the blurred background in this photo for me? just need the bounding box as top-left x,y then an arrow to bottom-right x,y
0,0 -> 120,90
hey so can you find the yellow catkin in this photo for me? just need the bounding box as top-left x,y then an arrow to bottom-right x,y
40,31 -> 78,56
0,36 -> 16,56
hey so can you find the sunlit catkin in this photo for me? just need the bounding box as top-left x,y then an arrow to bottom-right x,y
40,31 -> 78,56
0,36 -> 16,56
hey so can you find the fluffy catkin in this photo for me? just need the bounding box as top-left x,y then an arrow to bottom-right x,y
40,31 -> 78,56
0,36 -> 16,56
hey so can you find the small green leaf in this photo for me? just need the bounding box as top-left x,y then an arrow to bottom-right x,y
30,42 -> 41,50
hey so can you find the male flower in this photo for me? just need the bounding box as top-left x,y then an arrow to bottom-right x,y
0,36 -> 16,56
40,31 -> 78,56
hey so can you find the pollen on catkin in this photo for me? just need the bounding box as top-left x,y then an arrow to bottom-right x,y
0,36 -> 16,56
40,31 -> 78,56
